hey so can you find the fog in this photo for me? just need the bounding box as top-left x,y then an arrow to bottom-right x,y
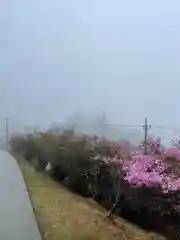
1,0 -> 180,145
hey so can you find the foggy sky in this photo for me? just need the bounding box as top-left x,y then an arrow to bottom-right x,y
0,0 -> 180,144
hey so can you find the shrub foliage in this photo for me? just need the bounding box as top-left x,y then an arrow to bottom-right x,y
10,130 -> 180,239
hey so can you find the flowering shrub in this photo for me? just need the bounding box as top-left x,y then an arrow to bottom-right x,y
138,138 -> 165,155
11,132 -> 180,237
124,155 -> 163,187
122,151 -> 180,193
164,147 -> 180,158
172,138 -> 180,147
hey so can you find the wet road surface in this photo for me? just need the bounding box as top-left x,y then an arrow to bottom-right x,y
0,150 -> 41,240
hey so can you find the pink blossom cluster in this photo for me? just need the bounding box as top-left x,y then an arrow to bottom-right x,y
123,154 -> 180,193
139,138 -> 164,156
172,138 -> 180,147
102,138 -> 180,193
164,147 -> 180,158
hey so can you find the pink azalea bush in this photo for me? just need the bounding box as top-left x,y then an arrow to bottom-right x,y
105,137 -> 180,194
99,138 -> 180,195
164,147 -> 180,158
138,138 -> 164,156
123,155 -> 163,187
122,151 -> 180,193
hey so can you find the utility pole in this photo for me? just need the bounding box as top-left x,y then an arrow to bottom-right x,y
142,118 -> 151,155
5,117 -> 10,151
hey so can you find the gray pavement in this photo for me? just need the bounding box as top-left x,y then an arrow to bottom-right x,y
0,150 -> 41,240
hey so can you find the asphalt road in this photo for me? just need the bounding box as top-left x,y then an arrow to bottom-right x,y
0,150 -> 41,240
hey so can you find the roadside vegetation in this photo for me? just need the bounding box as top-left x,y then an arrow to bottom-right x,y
11,127 -> 180,240
15,153 -> 156,240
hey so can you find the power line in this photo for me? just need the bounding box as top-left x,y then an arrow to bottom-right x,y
151,125 -> 180,131
103,124 -> 141,127
103,124 -> 180,131
103,119 -> 180,153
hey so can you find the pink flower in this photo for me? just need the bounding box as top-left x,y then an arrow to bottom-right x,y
122,153 -> 180,192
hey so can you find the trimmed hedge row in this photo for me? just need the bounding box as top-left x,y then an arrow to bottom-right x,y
10,130 -> 180,239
